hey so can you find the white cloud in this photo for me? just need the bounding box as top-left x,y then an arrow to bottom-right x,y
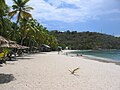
6,0 -> 120,23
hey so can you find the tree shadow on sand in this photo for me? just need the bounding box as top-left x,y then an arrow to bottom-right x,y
0,73 -> 15,84
0,65 -> 3,67
16,57 -> 33,60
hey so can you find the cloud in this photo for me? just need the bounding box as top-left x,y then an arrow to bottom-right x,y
6,0 -> 120,23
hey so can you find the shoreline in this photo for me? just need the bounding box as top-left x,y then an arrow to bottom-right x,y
82,55 -> 120,66
65,50 -> 120,66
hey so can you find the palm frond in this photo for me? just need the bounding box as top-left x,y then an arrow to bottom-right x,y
17,0 -> 22,6
24,6 -> 33,11
0,0 -> 5,11
21,11 -> 32,18
12,5 -> 19,9
12,0 -> 19,5
8,10 -> 18,19
0,0 -> 5,5
21,0 -> 30,6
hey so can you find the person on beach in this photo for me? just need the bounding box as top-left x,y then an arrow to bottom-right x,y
58,46 -> 62,54
58,48 -> 61,54
77,54 -> 82,56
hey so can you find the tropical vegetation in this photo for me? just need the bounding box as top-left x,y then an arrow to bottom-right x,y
50,30 -> 120,50
0,0 -> 58,52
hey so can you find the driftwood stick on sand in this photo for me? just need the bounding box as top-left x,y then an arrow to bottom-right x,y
69,67 -> 79,74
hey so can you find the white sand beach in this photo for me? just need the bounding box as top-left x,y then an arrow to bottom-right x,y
0,50 -> 120,90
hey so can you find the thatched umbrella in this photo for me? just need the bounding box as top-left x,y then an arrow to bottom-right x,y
22,46 -> 29,49
9,43 -> 20,48
0,39 -> 18,48
41,44 -> 50,48
0,43 -> 20,49
8,40 -> 16,44
58,46 -> 62,49
1,43 -> 29,49
0,38 -> 29,50
0,36 -> 8,45
8,40 -> 29,49
17,45 -> 29,49
7,40 -> 20,49
0,43 -> 9,48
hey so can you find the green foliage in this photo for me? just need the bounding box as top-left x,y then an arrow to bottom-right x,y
3,48 -> 10,55
8,0 -> 33,23
0,0 -> 58,50
50,30 -> 120,50
0,48 -> 9,58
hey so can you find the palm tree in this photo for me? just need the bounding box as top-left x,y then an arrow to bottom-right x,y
0,0 -> 9,36
1,18 -> 13,38
8,0 -> 33,45
8,0 -> 33,24
0,0 -> 5,13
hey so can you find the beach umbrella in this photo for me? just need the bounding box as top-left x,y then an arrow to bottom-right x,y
58,46 -> 62,49
0,38 -> 18,49
0,43 -> 19,49
0,43 -> 19,48
8,40 -> 16,44
17,45 -> 29,49
8,43 -> 28,49
21,46 -> 29,49
9,43 -> 20,48
0,36 -> 8,45
41,44 -> 50,48
5,40 -> 17,48
0,43 -> 9,48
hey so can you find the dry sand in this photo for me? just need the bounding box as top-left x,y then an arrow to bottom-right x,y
0,50 -> 120,90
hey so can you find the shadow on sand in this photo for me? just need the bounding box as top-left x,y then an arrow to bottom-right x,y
0,65 -> 3,67
16,57 -> 33,60
0,73 -> 15,84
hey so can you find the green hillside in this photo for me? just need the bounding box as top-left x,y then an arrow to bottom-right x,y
50,30 -> 120,50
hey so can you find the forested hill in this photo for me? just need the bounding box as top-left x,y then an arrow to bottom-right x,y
50,30 -> 120,50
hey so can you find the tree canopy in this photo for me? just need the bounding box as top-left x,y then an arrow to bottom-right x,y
0,0 -> 58,50
50,30 -> 120,50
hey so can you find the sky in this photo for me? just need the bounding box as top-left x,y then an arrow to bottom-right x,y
6,0 -> 120,35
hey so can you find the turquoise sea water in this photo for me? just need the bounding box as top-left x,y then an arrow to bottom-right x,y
70,50 -> 120,62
